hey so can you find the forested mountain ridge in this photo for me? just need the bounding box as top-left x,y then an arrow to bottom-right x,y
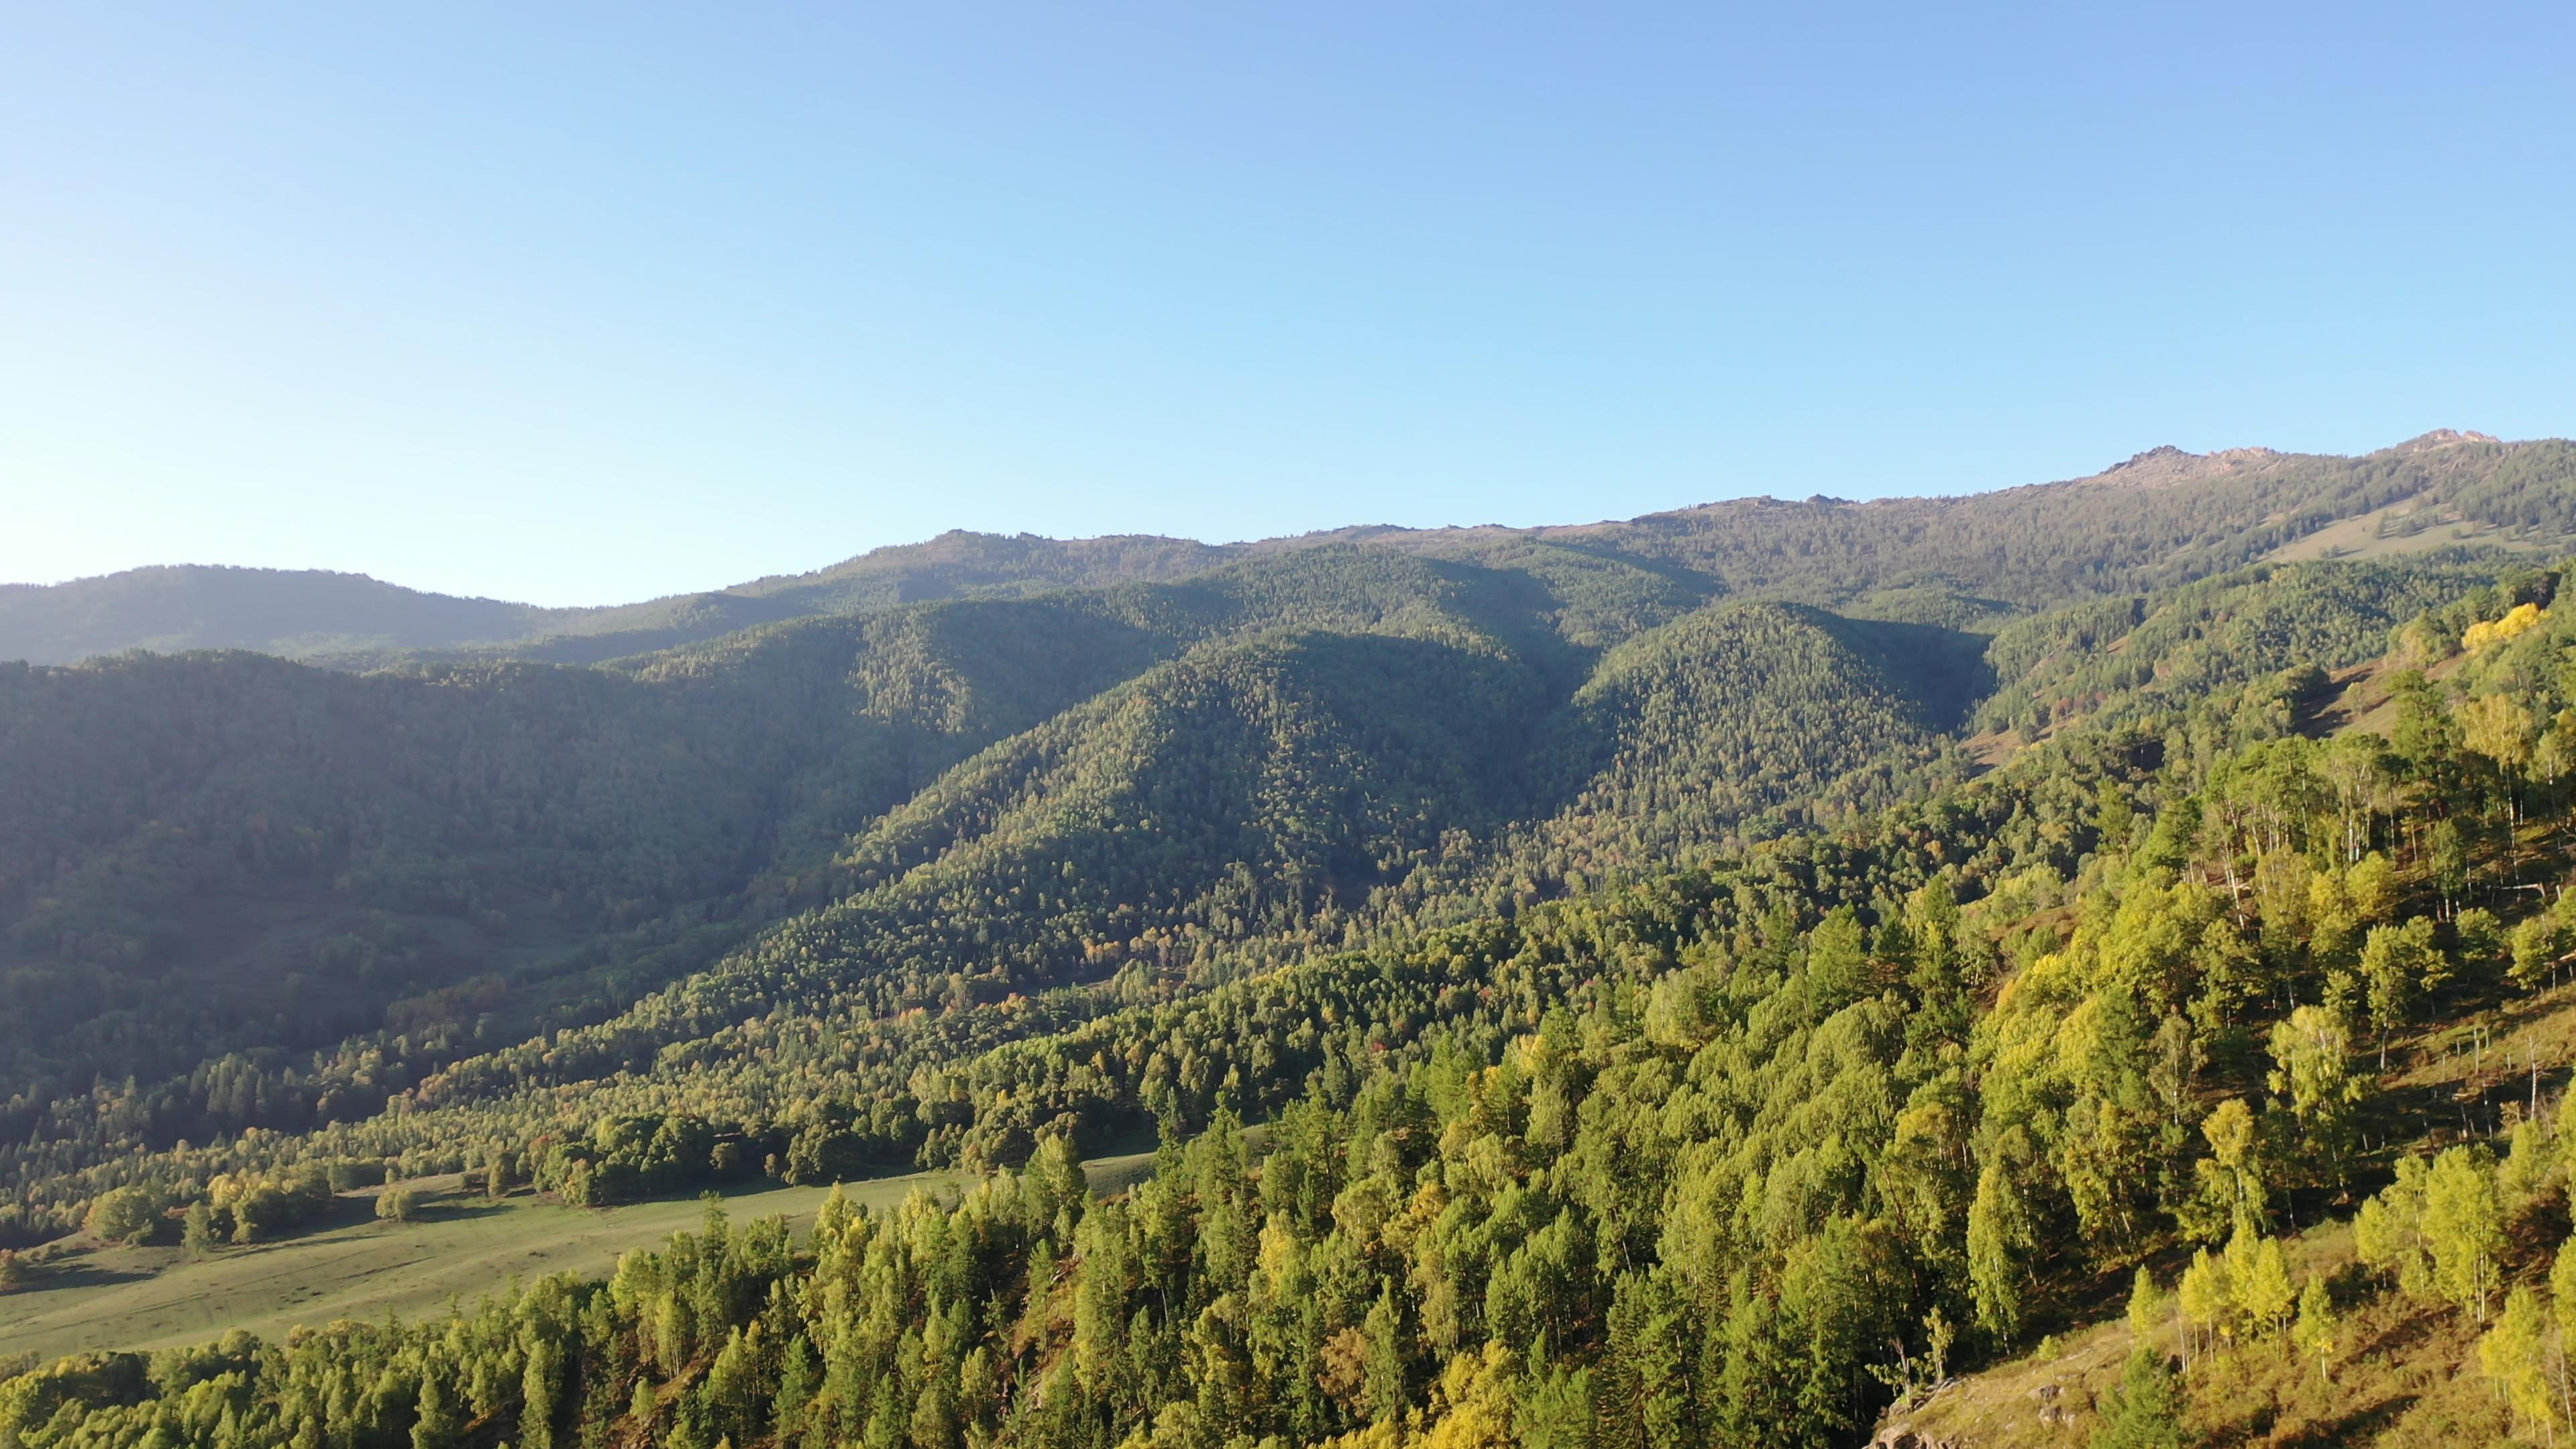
9,429 -> 2573,667
0,539 -> 2547,1202
18,545 -> 2576,1446
0,545 -> 1991,1217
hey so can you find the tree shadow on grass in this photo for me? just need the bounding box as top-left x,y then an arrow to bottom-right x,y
19,1258 -> 153,1292
2346,1299 -> 2444,1365
406,1196 -> 513,1225
2271,1393 -> 2422,1448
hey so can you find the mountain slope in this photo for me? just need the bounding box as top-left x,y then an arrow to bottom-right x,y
1331,431 -> 2576,612
1973,555 -> 2518,743
5,541 -> 2525,1232
0,549 -> 1998,1231
0,586 -> 1246,1159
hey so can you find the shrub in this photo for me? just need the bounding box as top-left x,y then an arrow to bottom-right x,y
83,1187 -> 162,1246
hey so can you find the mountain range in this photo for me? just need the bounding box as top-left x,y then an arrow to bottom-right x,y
7,428 -> 2576,1447
5,429 -> 2567,1192
9,429 -> 2566,667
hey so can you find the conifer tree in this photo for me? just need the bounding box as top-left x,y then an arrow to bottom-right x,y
1967,1155 -> 2032,1344
2088,1346 -> 2186,1449
182,1199 -> 219,1256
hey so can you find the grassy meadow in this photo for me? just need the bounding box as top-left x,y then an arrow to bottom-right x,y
3,1148 -> 1156,1364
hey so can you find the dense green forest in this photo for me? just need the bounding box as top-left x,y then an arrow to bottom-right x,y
1971,557 -> 2526,741
11,443 -> 2576,1446
0,546 -> 1995,1225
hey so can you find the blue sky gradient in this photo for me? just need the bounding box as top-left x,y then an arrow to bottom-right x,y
5,4 -> 2573,605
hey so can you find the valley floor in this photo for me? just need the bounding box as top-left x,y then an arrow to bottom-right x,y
1,1148 -> 1157,1365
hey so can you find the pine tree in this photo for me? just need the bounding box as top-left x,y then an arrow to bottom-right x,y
182,1199 -> 219,1256
521,1334 -> 561,1449
1967,1155 -> 2031,1345
2088,1346 -> 2186,1449
1362,1281 -> 1409,1426
413,1371 -> 460,1449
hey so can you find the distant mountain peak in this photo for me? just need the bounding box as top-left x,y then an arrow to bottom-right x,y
2393,427 -> 2501,451
2077,443 -> 2285,489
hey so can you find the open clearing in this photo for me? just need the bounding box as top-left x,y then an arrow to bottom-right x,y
2,1149 -> 1155,1363
2265,497 -> 2557,564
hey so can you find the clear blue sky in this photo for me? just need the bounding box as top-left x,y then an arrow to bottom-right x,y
6,4 -> 2573,606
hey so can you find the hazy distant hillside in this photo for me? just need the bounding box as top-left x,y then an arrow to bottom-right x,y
489,532 -> 1239,666
0,535 -> 1232,667
0,566 -> 564,665
1335,429 -> 2576,631
1285,430 -> 2576,614
8,431 -> 2571,666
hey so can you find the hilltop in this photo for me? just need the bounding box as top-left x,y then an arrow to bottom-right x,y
8,430 -> 2571,666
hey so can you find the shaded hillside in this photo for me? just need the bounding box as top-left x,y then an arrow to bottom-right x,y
1974,556 -> 2522,741
3,551 -> 1517,1156
1517,604 -> 1991,878
0,551 -> 1997,1218
0,602 -> 1181,1151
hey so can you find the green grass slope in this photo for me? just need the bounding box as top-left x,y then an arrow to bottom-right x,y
0,1141 -> 1162,1366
